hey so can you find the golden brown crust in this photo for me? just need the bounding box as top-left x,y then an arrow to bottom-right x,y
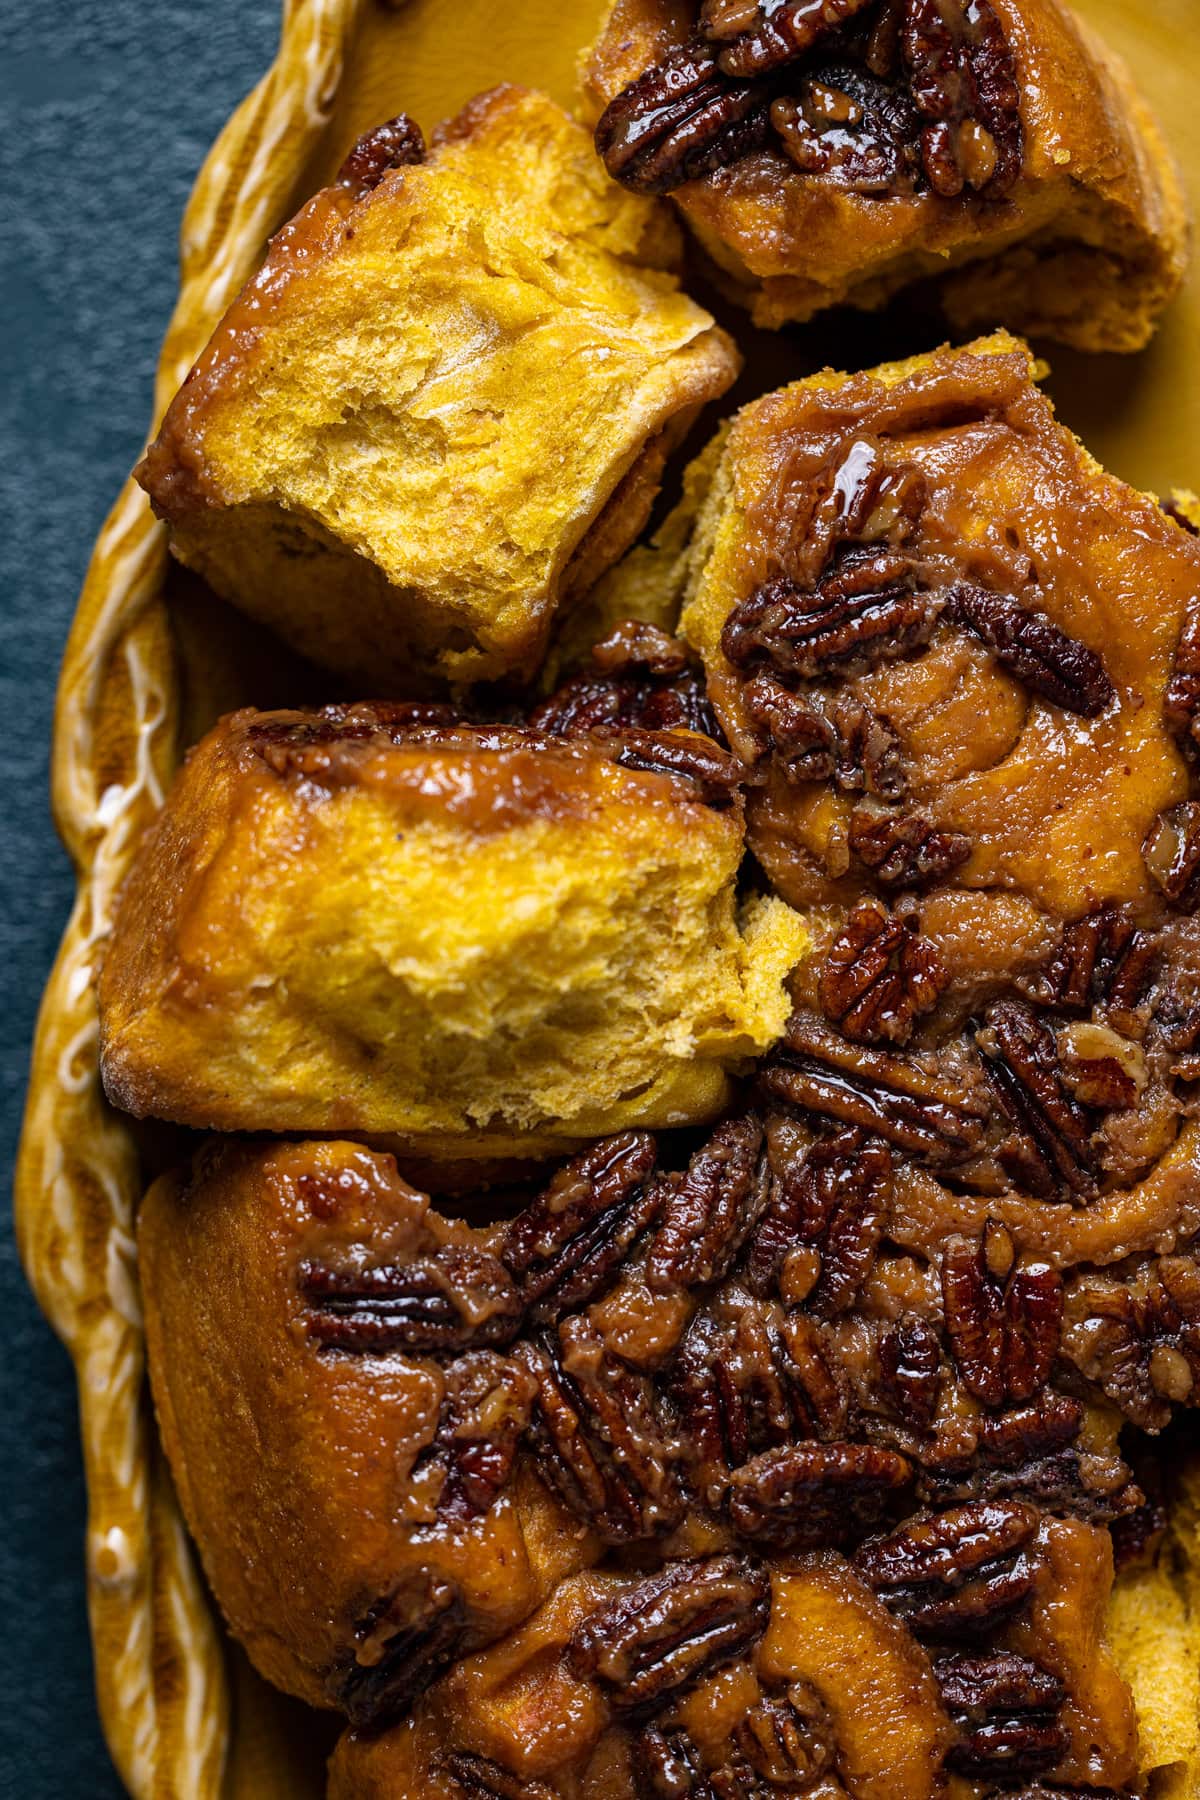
583,0 -> 1189,345
97,705 -> 806,1151
136,85 -> 739,693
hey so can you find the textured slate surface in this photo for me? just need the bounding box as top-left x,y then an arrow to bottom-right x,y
1,5 -> 279,1790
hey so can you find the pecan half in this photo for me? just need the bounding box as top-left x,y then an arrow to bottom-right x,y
594,40 -> 770,194
849,809 -> 971,890
818,901 -> 947,1045
945,584 -> 1114,717
936,1651 -> 1068,1780
500,1131 -> 659,1321
673,1301 -> 847,1504
335,1569 -> 464,1726
423,1352 -> 536,1523
648,1113 -> 767,1292
764,1011 -> 987,1165
723,548 -> 939,682
440,1753 -> 556,1800
1144,801 -> 1200,910
941,1222 -> 1063,1408
903,0 -> 1022,196
610,727 -> 743,808
1164,601 -> 1200,757
976,998 -> 1097,1200
518,1319 -> 683,1540
1063,1254 -> 1200,1431
702,0 -> 875,78
299,1245 -> 524,1354
568,1555 -> 770,1712
336,113 -> 426,197
746,1127 -> 891,1315
880,1314 -> 942,1428
772,64 -> 923,191
732,1683 -> 836,1787
1017,904 -> 1154,1018
727,1440 -> 913,1548
855,1498 -> 1041,1635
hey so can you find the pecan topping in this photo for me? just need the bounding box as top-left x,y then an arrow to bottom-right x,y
723,548 -> 939,682
764,1011 -> 987,1165
744,681 -> 905,799
1018,904 -> 1155,1018
648,1113 -> 767,1292
635,1725 -> 709,1799
1063,1254 -> 1200,1431
1164,601 -> 1200,757
976,998 -> 1097,1200
818,901 -> 947,1044
855,1499 -> 1041,1635
594,40 -> 770,194
880,1314 -> 942,1428
673,1302 -> 846,1503
936,1651 -> 1068,1780
849,809 -> 971,890
518,1319 -> 683,1541
501,1132 -> 659,1321
732,1683 -> 835,1786
941,1223 -> 1062,1409
772,63 -> 922,192
610,728 -> 743,808
336,113 -> 426,198
832,693 -> 907,799
440,1754 -> 556,1800
299,1245 -> 524,1354
702,0 -> 875,79
902,0 -> 1022,196
568,1555 -> 770,1712
336,1569 -> 463,1726
531,623 -> 717,739
747,1127 -> 891,1314
945,584 -> 1114,717
423,1352 -> 537,1523
1144,801 -> 1200,910
728,1440 -> 913,1548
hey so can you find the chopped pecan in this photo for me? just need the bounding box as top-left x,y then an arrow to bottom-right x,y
517,1319 -> 683,1541
764,1010 -> 988,1165
673,1301 -> 846,1503
594,39 -> 770,194
722,548 -> 939,683
500,1132 -> 659,1321
1144,802 -> 1200,910
568,1555 -> 770,1713
1109,1480 -> 1168,1574
936,1652 -> 1067,1781
635,1724 -> 710,1799
336,113 -> 426,197
849,809 -> 971,891
648,1114 -> 767,1292
336,1569 -> 463,1726
299,1245 -> 524,1354
880,1314 -> 942,1428
945,584 -> 1114,717
440,1753 -> 556,1800
746,1127 -> 891,1315
423,1352 -> 536,1523
855,1498 -> 1041,1635
807,437 -> 927,560
743,674 -> 838,781
976,998 -> 1097,1200
833,692 -> 907,800
818,901 -> 947,1045
702,0 -> 875,78
592,621 -> 692,678
772,64 -> 923,192
1018,904 -> 1154,1018
1164,601 -> 1200,757
903,0 -> 1022,196
1063,1254 -> 1200,1431
941,1222 -> 1063,1408
610,727 -> 742,808
732,1682 -> 835,1786
728,1440 -> 913,1549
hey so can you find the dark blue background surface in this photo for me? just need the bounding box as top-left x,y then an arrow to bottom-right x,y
2,5 -> 279,1789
